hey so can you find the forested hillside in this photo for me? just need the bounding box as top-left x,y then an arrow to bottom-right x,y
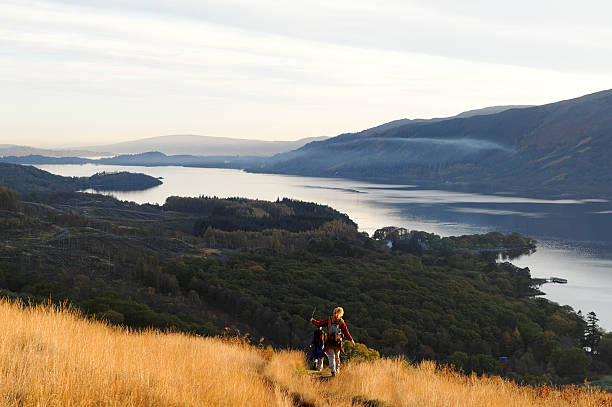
1,179 -> 611,386
0,163 -> 161,193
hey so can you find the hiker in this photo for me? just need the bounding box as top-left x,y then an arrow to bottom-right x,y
310,326 -> 326,371
310,306 -> 355,376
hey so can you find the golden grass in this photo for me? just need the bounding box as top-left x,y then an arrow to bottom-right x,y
1,299 -> 611,407
0,300 -> 291,407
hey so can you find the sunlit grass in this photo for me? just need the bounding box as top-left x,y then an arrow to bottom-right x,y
0,299 -> 610,407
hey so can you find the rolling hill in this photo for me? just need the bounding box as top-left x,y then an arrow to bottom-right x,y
0,163 -> 162,193
0,144 -> 107,158
255,90 -> 612,199
78,134 -> 328,157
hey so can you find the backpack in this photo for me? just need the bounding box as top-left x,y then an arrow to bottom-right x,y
327,316 -> 343,342
313,328 -> 325,348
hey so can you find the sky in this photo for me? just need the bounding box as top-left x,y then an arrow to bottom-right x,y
1,0 -> 612,147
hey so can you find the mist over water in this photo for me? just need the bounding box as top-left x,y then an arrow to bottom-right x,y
36,164 -> 612,329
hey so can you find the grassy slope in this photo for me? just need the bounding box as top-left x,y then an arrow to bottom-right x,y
1,299 -> 610,407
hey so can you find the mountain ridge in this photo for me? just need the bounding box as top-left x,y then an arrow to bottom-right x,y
77,134 -> 329,157
255,89 -> 612,199
0,145 -> 108,158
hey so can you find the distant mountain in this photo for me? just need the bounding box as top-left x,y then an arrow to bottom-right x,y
97,151 -> 265,168
322,105 -> 531,145
0,151 -> 266,169
254,90 -> 612,199
0,145 -> 107,158
79,135 -> 328,157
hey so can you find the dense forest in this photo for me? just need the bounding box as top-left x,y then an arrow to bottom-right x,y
75,171 -> 162,191
164,195 -> 355,233
1,169 -> 611,386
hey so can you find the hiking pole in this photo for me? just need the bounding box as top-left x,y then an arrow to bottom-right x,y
310,306 -> 317,320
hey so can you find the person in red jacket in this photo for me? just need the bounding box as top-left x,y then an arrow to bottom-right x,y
310,306 -> 355,376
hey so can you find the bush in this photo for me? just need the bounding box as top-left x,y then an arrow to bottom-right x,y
551,347 -> 591,379
447,351 -> 468,371
466,354 -> 501,375
99,310 -> 125,325
344,342 -> 380,363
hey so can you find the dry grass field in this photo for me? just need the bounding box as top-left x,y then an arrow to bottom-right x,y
0,299 -> 610,407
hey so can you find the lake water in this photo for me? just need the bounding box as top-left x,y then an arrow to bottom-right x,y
36,164 -> 612,330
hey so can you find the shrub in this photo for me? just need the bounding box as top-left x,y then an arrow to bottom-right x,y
344,342 -> 380,363
551,347 -> 591,379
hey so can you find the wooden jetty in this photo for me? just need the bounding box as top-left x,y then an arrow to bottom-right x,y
547,277 -> 568,284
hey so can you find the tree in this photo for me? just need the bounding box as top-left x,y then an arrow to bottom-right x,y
466,354 -> 500,375
532,330 -> 558,360
0,186 -> 18,211
380,328 -> 410,349
597,333 -> 612,367
373,226 -> 408,242
551,347 -> 591,378
99,309 -> 125,324
447,351 -> 468,371
584,311 -> 602,354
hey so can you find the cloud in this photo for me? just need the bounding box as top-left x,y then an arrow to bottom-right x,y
1,0 -> 611,146
38,0 -> 612,74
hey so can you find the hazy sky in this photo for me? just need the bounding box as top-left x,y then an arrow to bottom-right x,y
2,0 -> 612,147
